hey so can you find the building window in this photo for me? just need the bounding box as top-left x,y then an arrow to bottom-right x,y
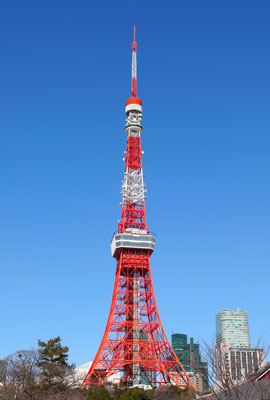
247,352 -> 252,374
253,352 -> 258,371
242,352 -> 247,375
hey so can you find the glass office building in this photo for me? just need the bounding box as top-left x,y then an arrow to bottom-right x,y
172,334 -> 209,391
216,309 -> 250,348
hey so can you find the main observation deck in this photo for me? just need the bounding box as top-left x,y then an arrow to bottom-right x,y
111,231 -> 156,259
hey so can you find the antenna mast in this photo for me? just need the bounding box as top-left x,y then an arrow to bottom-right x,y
131,25 -> 137,97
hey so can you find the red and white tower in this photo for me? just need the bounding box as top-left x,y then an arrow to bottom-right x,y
82,28 -> 195,390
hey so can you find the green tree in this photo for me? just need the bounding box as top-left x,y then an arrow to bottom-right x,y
86,385 -> 111,400
154,385 -> 195,400
119,387 -> 151,400
112,384 -> 126,399
37,336 -> 74,390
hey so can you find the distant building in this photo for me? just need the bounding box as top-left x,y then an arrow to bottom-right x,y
215,309 -> 265,384
74,362 -> 120,386
216,343 -> 265,383
171,334 -> 209,392
189,371 -> 205,393
216,309 -> 250,348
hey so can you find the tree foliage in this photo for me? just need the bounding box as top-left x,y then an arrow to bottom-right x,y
86,385 -> 111,400
0,338 -> 197,400
119,387 -> 151,400
37,336 -> 74,390
153,385 -> 194,400
0,339 -> 81,400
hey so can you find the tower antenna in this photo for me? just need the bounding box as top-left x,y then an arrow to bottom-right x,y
131,25 -> 137,97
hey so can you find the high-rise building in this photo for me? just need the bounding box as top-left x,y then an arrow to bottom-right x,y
216,309 -> 250,348
215,309 -> 265,384
172,334 -> 209,392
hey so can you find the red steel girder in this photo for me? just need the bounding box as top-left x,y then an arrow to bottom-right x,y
82,250 -> 195,390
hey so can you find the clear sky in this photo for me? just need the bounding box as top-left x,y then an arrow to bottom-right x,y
0,0 -> 269,366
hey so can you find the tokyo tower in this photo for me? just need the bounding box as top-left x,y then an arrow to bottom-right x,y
82,27 -> 195,390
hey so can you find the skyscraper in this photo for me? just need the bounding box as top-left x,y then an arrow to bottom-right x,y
215,309 -> 265,384
172,334 -> 209,392
216,309 -> 250,348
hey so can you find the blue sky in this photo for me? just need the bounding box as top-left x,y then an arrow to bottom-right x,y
0,0 -> 269,365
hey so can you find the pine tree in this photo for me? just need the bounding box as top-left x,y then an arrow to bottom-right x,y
37,336 -> 74,390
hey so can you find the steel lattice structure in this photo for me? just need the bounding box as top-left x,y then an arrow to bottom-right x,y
82,27 -> 195,390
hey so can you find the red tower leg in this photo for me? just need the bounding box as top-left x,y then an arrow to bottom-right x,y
82,249 -> 194,388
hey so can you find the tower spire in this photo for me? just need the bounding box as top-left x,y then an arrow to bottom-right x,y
131,25 -> 137,97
